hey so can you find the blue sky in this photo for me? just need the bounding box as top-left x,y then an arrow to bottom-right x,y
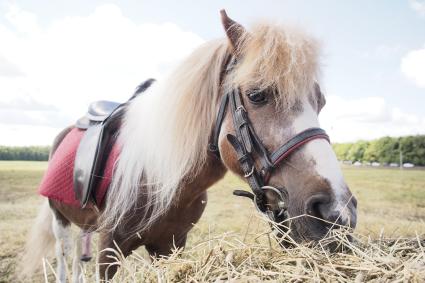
0,1 -> 424,145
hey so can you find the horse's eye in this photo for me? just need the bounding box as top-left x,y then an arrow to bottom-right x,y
247,89 -> 267,105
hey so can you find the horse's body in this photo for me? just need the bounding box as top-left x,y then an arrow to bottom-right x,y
28,121 -> 226,281
22,11 -> 357,282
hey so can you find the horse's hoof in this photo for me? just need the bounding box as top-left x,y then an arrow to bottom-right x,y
80,255 -> 92,262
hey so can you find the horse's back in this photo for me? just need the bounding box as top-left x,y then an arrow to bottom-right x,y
50,125 -> 74,158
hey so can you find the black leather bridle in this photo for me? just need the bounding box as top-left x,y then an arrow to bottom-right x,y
209,68 -> 330,222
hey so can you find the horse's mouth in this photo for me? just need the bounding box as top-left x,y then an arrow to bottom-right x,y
270,214 -> 356,250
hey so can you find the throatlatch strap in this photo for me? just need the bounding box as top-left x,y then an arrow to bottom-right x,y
208,93 -> 229,156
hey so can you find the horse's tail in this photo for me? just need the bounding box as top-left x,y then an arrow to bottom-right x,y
19,200 -> 55,279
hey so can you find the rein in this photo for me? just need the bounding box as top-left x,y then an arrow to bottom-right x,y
208,62 -> 330,221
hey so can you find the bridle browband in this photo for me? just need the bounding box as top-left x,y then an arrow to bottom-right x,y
208,59 -> 330,221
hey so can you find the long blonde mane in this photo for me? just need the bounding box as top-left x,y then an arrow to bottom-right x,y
101,22 -> 320,233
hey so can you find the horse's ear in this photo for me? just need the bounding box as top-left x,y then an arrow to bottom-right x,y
314,83 -> 326,113
220,9 -> 246,53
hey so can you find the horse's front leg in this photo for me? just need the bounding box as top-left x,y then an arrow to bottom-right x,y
97,231 -> 143,281
145,233 -> 188,258
145,191 -> 208,259
71,230 -> 92,283
80,231 -> 92,262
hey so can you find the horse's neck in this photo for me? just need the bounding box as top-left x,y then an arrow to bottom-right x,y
132,82 -> 227,198
177,155 -> 227,203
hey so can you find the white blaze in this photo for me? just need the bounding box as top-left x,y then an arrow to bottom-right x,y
292,98 -> 350,222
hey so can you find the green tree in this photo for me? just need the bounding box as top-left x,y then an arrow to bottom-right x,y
375,137 -> 399,164
336,135 -> 425,166
333,143 -> 352,161
401,136 -> 425,166
0,146 -> 50,161
346,140 -> 369,162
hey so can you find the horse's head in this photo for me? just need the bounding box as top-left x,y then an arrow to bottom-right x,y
216,11 -> 357,244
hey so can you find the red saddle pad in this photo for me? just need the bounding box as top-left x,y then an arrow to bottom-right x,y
38,128 -> 120,207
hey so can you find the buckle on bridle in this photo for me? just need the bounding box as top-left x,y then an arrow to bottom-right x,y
207,143 -> 218,152
261,186 -> 287,211
232,185 -> 288,221
236,105 -> 246,113
244,166 -> 255,178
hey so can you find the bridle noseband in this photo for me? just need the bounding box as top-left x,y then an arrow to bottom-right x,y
208,62 -> 330,222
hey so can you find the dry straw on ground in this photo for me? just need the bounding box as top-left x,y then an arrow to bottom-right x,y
86,217 -> 425,282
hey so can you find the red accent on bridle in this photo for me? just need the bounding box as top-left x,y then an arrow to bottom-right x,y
263,133 -> 330,184
272,134 -> 330,167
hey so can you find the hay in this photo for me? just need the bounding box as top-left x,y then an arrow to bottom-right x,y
39,215 -> 425,282
107,223 -> 425,282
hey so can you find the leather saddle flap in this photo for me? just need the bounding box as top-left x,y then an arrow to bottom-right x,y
72,79 -> 155,207
73,101 -> 122,207
73,123 -> 105,207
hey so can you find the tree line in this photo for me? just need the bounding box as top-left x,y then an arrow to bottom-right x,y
1,135 -> 424,165
332,135 -> 425,166
0,146 -> 50,161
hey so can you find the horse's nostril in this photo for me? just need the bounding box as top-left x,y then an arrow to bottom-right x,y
306,193 -> 355,228
304,193 -> 357,236
351,195 -> 358,208
305,193 -> 331,218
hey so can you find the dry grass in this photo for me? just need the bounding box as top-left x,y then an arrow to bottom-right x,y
109,230 -> 425,282
1,161 -> 425,282
38,215 -> 425,282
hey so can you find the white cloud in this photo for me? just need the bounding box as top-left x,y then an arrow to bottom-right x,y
5,4 -> 40,34
0,124 -> 64,146
0,96 -> 57,111
0,54 -> 24,77
319,95 -> 425,142
0,4 -> 204,145
1,4 -> 422,146
409,0 -> 425,15
401,47 -> 425,88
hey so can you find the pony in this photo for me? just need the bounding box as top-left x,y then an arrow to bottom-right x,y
21,10 -> 357,282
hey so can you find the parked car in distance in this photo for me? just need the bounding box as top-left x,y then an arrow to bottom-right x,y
403,163 -> 415,168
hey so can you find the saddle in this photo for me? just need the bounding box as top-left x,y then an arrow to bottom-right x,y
73,79 -> 155,208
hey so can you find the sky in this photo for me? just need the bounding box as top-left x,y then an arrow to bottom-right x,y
0,0 -> 424,145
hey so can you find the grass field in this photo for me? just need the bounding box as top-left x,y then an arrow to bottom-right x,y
0,161 -> 424,282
